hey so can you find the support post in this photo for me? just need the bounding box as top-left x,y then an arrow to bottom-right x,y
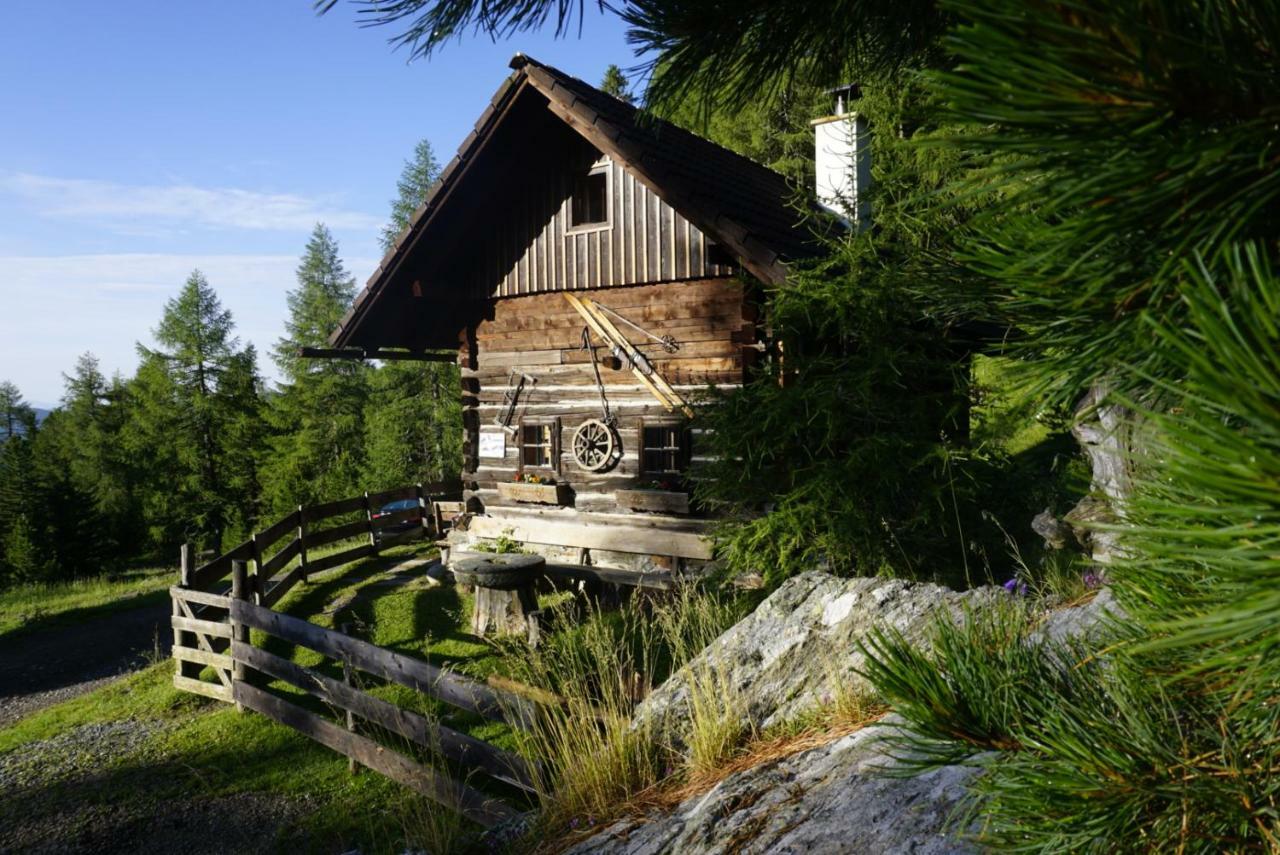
251,532 -> 264,605
415,483 -> 430,538
340,621 -> 357,775
231,559 -> 249,712
297,504 -> 309,583
364,491 -> 378,554
175,543 -> 199,679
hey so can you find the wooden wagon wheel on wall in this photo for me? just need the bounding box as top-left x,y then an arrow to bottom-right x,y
572,418 -> 617,472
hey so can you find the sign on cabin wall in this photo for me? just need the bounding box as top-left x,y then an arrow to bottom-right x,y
478,430 -> 507,459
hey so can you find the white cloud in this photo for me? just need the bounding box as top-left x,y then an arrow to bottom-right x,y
0,253 -> 379,403
1,172 -> 382,233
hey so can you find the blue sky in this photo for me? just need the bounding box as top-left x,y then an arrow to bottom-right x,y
0,1 -> 637,406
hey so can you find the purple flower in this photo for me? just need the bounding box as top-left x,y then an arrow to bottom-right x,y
570,817 -> 580,829
1003,578 -> 1029,596
1083,572 -> 1102,590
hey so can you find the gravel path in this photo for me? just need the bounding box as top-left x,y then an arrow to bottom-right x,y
0,602 -> 171,727
0,720 -> 307,854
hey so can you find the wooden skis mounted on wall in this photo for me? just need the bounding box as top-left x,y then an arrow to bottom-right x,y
563,293 -> 694,419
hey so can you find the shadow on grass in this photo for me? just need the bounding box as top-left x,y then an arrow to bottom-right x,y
0,588 -> 171,646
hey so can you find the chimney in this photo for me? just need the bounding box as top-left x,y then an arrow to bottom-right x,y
812,83 -> 870,225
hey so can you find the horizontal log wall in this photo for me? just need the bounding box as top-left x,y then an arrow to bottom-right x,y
461,278 -> 752,532
474,145 -> 734,299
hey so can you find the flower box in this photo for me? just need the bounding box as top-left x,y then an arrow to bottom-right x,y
497,481 -> 570,505
615,488 -> 691,515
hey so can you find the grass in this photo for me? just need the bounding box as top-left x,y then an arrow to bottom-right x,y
0,541 -> 536,852
0,564 -> 176,639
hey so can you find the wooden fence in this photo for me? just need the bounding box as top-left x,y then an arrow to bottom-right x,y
169,485 -> 540,826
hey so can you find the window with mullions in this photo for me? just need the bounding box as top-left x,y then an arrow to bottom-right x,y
520,421 -> 558,470
641,423 -> 690,475
570,167 -> 609,228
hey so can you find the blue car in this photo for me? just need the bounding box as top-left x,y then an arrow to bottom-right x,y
372,498 -> 423,544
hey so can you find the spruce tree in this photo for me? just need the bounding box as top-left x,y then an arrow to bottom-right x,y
262,224 -> 368,514
380,140 -> 440,253
599,64 -> 634,103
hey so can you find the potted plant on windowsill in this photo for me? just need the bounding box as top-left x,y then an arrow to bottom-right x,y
616,478 -> 691,515
497,473 -> 571,505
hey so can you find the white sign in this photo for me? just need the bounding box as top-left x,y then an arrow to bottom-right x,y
478,430 -> 507,459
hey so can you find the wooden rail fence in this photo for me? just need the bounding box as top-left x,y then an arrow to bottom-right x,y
168,485 -> 541,826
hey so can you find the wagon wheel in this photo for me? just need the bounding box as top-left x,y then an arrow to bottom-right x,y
573,419 -> 617,472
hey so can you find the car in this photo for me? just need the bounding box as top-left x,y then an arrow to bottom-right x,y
371,498 -> 423,545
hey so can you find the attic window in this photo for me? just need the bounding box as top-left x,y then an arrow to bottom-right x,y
571,167 -> 609,228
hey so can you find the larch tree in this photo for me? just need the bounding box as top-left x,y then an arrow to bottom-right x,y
364,139 -> 462,491
261,223 -> 368,514
133,270 -> 261,550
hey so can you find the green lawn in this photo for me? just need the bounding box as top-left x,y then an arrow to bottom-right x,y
0,542 -> 551,853
0,565 -> 176,639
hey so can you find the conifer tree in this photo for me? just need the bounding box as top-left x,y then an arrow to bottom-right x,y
262,224 -> 368,514
133,270 -> 261,549
0,381 -> 35,441
365,139 -> 462,490
380,140 -> 440,253
599,64 -> 634,103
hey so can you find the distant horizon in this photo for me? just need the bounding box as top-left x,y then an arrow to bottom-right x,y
0,1 -> 638,405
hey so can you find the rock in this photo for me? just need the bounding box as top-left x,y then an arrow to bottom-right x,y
1068,380 -> 1146,565
567,716 -> 978,855
634,572 -> 1000,736
1031,508 -> 1072,550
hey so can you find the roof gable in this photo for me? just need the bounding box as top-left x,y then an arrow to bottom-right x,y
332,54 -> 815,350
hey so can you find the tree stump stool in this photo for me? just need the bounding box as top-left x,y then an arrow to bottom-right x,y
451,553 -> 545,644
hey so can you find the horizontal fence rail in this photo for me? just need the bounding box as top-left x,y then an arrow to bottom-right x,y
168,483 -> 545,826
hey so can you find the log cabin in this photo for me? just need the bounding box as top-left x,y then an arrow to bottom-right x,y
325,54 -> 858,577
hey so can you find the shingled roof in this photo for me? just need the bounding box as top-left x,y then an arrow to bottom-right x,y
331,54 -> 817,349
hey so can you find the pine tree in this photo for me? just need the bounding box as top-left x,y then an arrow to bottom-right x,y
600,64 -> 634,103
261,225 -> 368,514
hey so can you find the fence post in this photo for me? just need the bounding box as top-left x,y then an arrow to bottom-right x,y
174,543 -> 198,679
340,621 -> 357,775
231,559 -> 248,712
364,491 -> 378,554
415,483 -> 430,539
251,531 -> 264,605
297,504 -> 309,583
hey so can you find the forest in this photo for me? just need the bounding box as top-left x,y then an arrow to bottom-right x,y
0,140 -> 461,586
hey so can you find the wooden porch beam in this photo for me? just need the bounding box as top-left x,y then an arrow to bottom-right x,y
298,347 -> 457,363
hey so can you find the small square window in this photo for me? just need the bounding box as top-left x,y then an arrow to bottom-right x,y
521,422 -> 555,469
641,424 -> 689,475
571,170 -> 608,227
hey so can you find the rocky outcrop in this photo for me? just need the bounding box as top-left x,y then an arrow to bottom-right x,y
634,572 -> 999,735
568,572 -> 1120,855
567,717 -> 978,855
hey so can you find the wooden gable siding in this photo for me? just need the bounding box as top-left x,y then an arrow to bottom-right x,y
474,153 -> 733,300
459,278 -> 754,522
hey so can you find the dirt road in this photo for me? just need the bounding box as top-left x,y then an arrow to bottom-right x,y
0,602 -> 171,727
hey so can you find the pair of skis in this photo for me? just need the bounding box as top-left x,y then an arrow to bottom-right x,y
564,293 -> 694,419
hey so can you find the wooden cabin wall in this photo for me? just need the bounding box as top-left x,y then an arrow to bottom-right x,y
470,151 -> 734,299
459,278 -> 755,534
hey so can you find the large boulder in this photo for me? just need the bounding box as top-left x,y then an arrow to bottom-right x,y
567,716 -> 978,855
634,572 -> 999,735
